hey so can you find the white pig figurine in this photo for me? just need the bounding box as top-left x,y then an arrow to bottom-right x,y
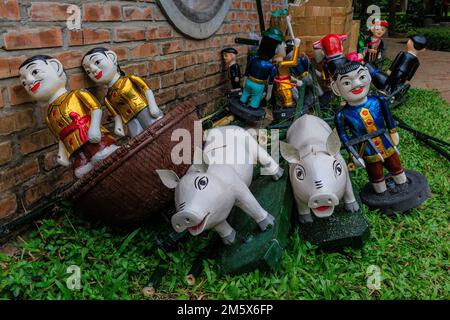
280,115 -> 360,224
157,126 -> 284,245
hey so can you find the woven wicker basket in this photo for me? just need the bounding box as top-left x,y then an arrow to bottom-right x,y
63,100 -> 198,225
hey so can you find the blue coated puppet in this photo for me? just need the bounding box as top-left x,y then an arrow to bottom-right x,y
331,60 -> 407,194
240,27 -> 284,109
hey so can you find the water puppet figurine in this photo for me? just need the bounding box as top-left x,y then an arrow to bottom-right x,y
331,60 -> 430,213
221,47 -> 242,93
19,55 -> 119,178
384,35 -> 427,94
82,47 -> 164,138
364,20 -> 388,63
313,34 -> 348,81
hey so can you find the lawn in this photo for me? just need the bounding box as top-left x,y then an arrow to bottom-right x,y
0,88 -> 449,300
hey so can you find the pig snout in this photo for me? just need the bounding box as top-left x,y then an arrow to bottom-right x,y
171,210 -> 209,235
308,193 -> 339,218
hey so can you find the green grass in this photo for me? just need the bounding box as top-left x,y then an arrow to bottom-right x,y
1,89 -> 449,300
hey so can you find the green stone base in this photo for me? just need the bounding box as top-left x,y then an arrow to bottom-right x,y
220,163 -> 293,275
299,196 -> 370,250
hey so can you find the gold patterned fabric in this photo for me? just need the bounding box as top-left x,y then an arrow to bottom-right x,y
274,46 -> 299,108
46,90 -> 106,157
104,75 -> 150,124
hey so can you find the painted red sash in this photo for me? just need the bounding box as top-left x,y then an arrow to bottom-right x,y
59,112 -> 91,142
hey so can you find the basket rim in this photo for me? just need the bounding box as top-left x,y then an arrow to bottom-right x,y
62,100 -> 197,200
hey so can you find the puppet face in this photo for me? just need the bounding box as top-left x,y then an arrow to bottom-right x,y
82,50 -> 118,85
222,52 -> 236,65
19,59 -> 66,102
331,66 -> 371,103
371,25 -> 387,38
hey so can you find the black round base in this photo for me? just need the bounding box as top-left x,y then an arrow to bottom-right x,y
272,107 -> 296,122
360,169 -> 431,215
228,95 -> 266,122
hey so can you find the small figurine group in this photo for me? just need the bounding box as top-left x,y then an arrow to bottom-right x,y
19,48 -> 164,178
358,20 -> 389,64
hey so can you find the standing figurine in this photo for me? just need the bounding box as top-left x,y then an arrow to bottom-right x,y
384,35 -> 427,94
363,20 -> 388,64
240,27 -> 284,109
19,55 -> 118,178
221,47 -> 242,93
313,34 -> 348,80
272,37 -> 301,117
331,60 -> 406,194
82,47 -> 163,138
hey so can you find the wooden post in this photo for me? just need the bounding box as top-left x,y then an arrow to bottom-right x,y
256,0 -> 266,33
388,0 -> 397,36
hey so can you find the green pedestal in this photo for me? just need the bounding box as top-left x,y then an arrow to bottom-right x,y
299,196 -> 370,250
220,164 -> 293,275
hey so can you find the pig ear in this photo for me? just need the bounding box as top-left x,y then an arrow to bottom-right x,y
280,141 -> 301,164
326,129 -> 342,156
156,170 -> 180,189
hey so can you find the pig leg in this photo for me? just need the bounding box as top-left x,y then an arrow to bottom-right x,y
234,183 -> 275,231
295,194 -> 313,224
338,155 -> 360,213
214,221 -> 236,245
246,132 -> 283,180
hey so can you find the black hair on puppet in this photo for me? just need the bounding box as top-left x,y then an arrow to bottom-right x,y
257,36 -> 282,60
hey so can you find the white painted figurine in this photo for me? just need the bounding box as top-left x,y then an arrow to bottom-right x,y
157,126 -> 284,244
82,47 -> 163,138
280,115 -> 360,223
19,55 -> 119,178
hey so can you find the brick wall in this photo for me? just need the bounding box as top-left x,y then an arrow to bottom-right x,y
0,0 -> 282,224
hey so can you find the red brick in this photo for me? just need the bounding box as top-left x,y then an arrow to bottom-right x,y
84,29 -> 110,45
24,170 -> 73,206
29,2 -> 70,21
114,28 -> 146,42
131,43 -> 158,59
19,129 -> 55,155
176,82 -> 198,99
197,51 -> 220,64
55,51 -> 83,70
70,29 -> 110,46
4,28 -> 63,50
43,149 -> 59,171
0,160 -> 39,193
0,56 -> 26,79
0,193 -> 17,220
185,65 -> 206,82
7,84 -> 34,106
83,3 -> 122,22
0,0 -> 19,21
155,88 -> 176,105
121,63 -> 148,77
176,53 -> 196,69
68,30 -> 83,46
113,47 -> 128,60
0,110 -> 35,135
147,26 -> 173,40
123,5 -> 153,21
161,40 -> 183,55
149,59 -> 174,74
0,141 -> 12,165
68,73 -> 89,90
161,71 -> 184,88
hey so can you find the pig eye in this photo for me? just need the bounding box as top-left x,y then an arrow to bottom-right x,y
194,176 -> 208,190
295,165 -> 305,180
334,161 -> 343,177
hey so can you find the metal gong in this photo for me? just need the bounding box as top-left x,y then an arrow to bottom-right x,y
156,0 -> 232,39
